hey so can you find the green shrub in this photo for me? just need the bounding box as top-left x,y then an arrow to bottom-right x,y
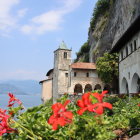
90,0 -> 115,30
1,93 -> 140,140
74,41 -> 90,62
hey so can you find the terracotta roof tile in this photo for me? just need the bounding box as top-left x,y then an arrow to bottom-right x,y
71,62 -> 96,70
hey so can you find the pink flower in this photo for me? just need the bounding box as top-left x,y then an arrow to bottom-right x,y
48,100 -> 73,130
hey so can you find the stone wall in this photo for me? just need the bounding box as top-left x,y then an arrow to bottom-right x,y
67,69 -> 104,94
41,79 -> 52,102
53,49 -> 71,102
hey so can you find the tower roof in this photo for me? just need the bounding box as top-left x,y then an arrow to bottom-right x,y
59,41 -> 68,50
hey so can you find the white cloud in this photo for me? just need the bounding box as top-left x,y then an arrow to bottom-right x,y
20,25 -> 33,34
0,0 -> 20,33
17,8 -> 28,18
0,0 -> 83,36
21,10 -> 63,35
60,0 -> 82,13
21,0 -> 82,35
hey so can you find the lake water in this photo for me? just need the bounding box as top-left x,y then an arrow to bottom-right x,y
0,94 -> 42,109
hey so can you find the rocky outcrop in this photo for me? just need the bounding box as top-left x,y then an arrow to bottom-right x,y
89,0 -> 140,62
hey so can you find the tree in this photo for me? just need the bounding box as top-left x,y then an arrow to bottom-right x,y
74,42 -> 90,62
96,53 -> 119,93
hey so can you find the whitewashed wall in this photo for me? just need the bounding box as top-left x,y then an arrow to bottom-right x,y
119,31 -> 140,93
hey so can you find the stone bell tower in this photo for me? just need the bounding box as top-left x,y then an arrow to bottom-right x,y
53,41 -> 71,102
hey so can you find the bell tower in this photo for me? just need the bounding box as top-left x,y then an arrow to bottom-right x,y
53,41 -> 71,102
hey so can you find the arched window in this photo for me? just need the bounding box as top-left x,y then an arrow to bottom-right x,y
74,72 -> 77,77
74,84 -> 82,93
84,84 -> 92,92
131,73 -> 140,93
121,50 -> 123,60
94,84 -> 101,90
121,77 -> 129,94
64,52 -> 67,58
126,46 -> 128,56
130,43 -> 133,53
134,40 -> 137,51
86,73 -> 89,77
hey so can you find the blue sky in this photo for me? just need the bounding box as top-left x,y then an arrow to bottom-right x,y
0,0 -> 97,81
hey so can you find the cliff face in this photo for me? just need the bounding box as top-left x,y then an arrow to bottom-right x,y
89,0 -> 140,62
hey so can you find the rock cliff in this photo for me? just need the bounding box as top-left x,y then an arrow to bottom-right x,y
76,0 -> 140,62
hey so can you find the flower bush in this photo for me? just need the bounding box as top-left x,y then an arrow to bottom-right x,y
0,92 -> 140,140
48,100 -> 73,130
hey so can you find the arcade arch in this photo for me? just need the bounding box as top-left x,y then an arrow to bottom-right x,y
84,84 -> 92,92
121,77 -> 129,93
74,84 -> 83,93
131,73 -> 140,93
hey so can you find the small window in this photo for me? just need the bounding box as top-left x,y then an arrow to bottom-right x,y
64,52 -> 67,58
65,73 -> 68,77
74,72 -> 77,77
130,43 -> 133,53
126,46 -> 128,56
86,73 -> 89,77
121,50 -> 123,60
134,40 -> 137,51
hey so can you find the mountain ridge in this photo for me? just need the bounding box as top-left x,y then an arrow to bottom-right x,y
0,80 -> 41,95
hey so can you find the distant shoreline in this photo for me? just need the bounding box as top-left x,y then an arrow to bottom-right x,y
0,93 -> 40,96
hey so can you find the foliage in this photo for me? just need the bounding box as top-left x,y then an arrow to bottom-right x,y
74,41 -> 90,62
1,92 -> 140,140
90,0 -> 115,30
96,53 -> 118,84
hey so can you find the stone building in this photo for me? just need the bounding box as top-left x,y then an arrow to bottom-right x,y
111,15 -> 140,94
40,41 -> 105,103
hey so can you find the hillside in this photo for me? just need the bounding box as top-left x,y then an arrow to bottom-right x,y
0,83 -> 26,95
0,80 -> 41,95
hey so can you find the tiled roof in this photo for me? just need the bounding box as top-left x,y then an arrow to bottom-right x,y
71,62 -> 96,70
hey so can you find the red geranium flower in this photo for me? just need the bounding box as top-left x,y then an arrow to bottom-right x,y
48,100 -> 73,130
92,91 -> 112,115
138,104 -> 140,107
77,92 -> 96,115
92,102 -> 112,115
0,109 -> 14,136
8,93 -> 22,107
77,91 -> 112,115
92,90 -> 108,103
